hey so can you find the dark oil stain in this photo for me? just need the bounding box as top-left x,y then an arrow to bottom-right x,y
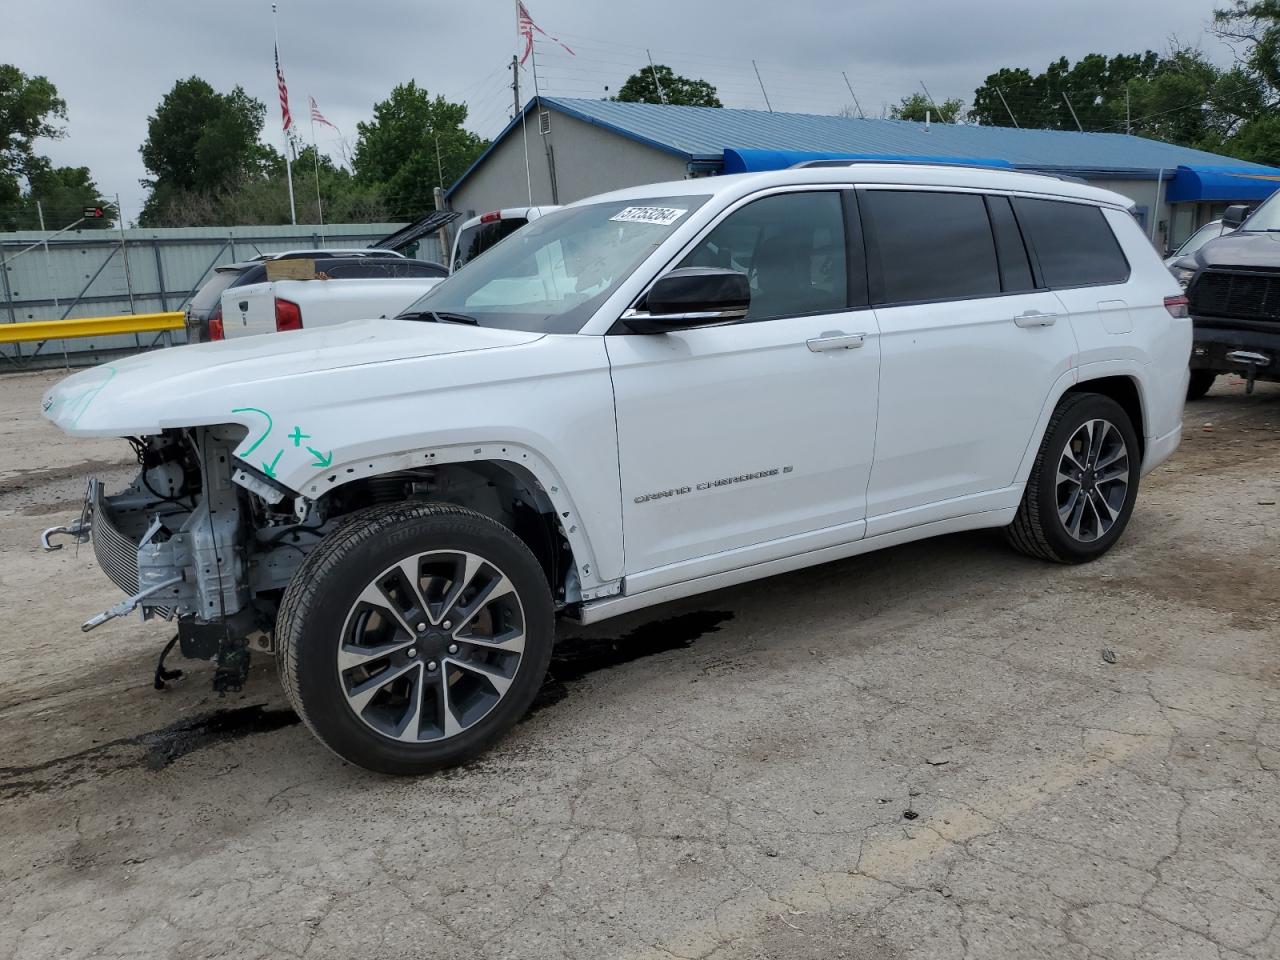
0,704 -> 299,800
526,610 -> 734,717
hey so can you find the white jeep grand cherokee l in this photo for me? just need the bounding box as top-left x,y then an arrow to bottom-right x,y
41,164 -> 1191,774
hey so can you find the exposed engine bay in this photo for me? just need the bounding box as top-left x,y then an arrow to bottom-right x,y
45,426 -> 572,695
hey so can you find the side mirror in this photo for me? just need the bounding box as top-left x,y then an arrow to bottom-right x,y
623,267 -> 750,334
1222,204 -> 1249,229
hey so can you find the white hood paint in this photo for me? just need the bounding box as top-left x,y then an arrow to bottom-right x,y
42,318 -> 544,438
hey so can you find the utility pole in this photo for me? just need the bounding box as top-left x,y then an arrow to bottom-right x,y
1126,85 -> 1132,135
115,193 -> 135,314
752,60 -> 773,113
646,49 -> 668,104
510,54 -> 520,118
995,86 -> 1020,128
1063,91 -> 1084,132
841,71 -> 866,119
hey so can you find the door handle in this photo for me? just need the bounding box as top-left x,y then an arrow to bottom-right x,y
806,332 -> 866,352
1013,310 -> 1060,328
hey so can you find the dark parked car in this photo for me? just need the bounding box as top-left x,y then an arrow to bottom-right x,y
1175,191 -> 1280,399
183,250 -> 447,343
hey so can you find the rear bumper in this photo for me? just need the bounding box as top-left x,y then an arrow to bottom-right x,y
1142,423 -> 1181,476
1190,320 -> 1280,377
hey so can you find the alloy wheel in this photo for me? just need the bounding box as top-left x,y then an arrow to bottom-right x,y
337,550 -> 525,743
1055,418 -> 1130,543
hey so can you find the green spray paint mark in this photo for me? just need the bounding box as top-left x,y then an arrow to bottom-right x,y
306,447 -> 333,468
64,366 -> 117,427
262,449 -> 284,478
288,426 -> 311,447
231,407 -> 273,457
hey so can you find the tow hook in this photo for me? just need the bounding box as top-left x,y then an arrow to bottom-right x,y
41,519 -> 91,551
1226,350 -> 1271,394
81,574 -> 183,632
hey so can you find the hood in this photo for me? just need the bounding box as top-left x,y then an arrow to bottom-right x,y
42,317 -> 544,436
1192,230 -> 1280,270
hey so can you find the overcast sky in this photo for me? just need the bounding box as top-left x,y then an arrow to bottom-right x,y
6,0 -> 1238,222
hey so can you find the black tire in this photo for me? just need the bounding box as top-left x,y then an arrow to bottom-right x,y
1186,370 -> 1217,401
277,501 -> 554,775
1005,392 -> 1141,564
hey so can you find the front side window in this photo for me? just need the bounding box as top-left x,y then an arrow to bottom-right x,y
862,190 -> 1001,305
1013,197 -> 1129,287
678,191 -> 848,320
407,195 -> 710,333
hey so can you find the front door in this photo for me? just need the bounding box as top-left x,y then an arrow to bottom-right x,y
606,188 -> 880,583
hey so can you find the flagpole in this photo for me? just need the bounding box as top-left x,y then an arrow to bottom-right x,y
310,110 -> 326,242
273,3 -> 297,226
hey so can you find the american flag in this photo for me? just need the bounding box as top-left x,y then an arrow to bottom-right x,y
275,43 -> 293,132
517,1 -> 574,65
309,96 -> 338,131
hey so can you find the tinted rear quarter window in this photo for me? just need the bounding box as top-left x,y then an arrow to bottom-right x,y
1013,197 -> 1129,287
862,190 -> 1001,304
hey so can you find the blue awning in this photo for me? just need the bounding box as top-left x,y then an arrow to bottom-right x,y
721,147 -> 1014,174
1167,165 -> 1280,203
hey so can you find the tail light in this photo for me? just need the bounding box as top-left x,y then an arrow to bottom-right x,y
1164,294 -> 1189,319
275,297 -> 302,332
208,303 -> 224,341
479,210 -> 501,223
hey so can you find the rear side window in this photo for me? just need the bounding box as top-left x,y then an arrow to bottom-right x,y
453,218 -> 528,271
1013,198 -> 1129,287
862,190 -> 1001,305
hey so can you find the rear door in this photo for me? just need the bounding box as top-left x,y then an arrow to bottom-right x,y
860,188 -> 1078,532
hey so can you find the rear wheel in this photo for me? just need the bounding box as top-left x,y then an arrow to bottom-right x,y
277,502 -> 554,774
1186,369 -> 1217,401
1006,393 -> 1140,564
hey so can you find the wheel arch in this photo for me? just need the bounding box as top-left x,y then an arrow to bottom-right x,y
293,442 -> 611,605
1064,373 -> 1146,462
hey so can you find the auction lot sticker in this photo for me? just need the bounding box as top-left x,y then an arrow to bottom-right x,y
610,206 -> 688,225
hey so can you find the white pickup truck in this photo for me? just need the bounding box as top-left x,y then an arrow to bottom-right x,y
218,260 -> 447,340
41,164 -> 1189,775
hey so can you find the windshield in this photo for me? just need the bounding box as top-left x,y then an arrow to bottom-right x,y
1174,221 -> 1224,257
189,268 -> 243,313
406,195 -> 710,333
1241,191 -> 1280,231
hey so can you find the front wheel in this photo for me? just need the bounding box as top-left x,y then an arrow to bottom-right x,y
277,502 -> 554,774
1006,393 -> 1141,564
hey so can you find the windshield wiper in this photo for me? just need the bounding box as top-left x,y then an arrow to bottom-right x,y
393,310 -> 479,325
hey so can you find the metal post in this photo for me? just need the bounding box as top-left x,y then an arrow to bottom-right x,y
35,200 -> 70,369
646,50 -> 668,104
752,60 -> 773,113
995,87 -> 1020,128
1151,168 -> 1165,244
0,243 -> 20,365
1062,92 -> 1084,132
921,81 -> 952,123
841,71 -> 866,119
115,194 -> 136,314
153,240 -> 170,310
511,54 -> 520,118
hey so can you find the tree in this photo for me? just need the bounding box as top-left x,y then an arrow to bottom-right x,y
353,81 -> 487,218
0,64 -> 68,216
889,93 -> 964,122
2,161 -> 110,231
1215,1 -> 1280,89
139,77 -> 279,224
969,52 -> 1160,130
613,65 -> 722,107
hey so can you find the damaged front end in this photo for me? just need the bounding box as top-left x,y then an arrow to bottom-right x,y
44,425 -> 324,693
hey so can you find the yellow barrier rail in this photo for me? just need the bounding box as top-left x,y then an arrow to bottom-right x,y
0,311 -> 184,345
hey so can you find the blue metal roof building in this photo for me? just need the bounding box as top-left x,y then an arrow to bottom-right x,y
446,97 -> 1280,251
